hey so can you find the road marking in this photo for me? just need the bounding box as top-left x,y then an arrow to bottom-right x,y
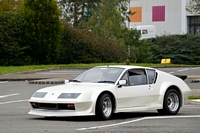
0,99 -> 28,105
183,105 -> 200,108
178,69 -> 189,72
0,81 -> 8,84
191,68 -> 199,70
0,93 -> 19,98
191,99 -> 200,102
169,72 -> 174,74
76,115 -> 200,131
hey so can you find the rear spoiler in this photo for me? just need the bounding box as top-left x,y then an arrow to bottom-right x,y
174,75 -> 187,80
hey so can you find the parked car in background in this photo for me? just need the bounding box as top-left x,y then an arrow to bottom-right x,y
130,25 -> 156,39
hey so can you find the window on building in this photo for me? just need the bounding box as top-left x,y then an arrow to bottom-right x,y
188,16 -> 200,35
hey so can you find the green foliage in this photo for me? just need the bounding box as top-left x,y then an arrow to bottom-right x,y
23,0 -> 63,64
147,34 -> 200,64
58,0 -> 100,26
58,23 -> 127,64
121,28 -> 152,63
79,0 -> 130,46
186,0 -> 200,14
0,0 -> 23,12
188,95 -> 200,99
58,0 -> 132,27
0,8 -> 29,65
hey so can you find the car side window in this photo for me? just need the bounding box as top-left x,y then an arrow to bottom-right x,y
146,69 -> 157,84
128,69 -> 147,86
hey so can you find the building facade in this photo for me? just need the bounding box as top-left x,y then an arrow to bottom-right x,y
129,0 -> 199,36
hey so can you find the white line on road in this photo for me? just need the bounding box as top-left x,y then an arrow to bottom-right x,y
191,99 -> 200,102
0,81 -> 8,84
191,68 -> 199,69
178,69 -> 189,72
0,99 -> 28,105
169,72 -> 174,74
76,115 -> 200,131
0,93 -> 19,98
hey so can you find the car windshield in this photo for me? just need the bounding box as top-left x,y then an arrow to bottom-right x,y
73,67 -> 124,84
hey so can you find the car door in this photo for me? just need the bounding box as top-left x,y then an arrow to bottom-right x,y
146,69 -> 159,104
116,69 -> 152,109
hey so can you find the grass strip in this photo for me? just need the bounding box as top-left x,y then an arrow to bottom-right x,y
0,63 -> 197,75
188,95 -> 200,99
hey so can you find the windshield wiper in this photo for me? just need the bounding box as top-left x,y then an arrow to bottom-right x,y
98,81 -> 115,84
69,80 -> 81,83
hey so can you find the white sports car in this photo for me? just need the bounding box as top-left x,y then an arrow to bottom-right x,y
28,65 -> 191,120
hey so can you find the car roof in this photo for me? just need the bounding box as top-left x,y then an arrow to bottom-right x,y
95,65 -> 155,70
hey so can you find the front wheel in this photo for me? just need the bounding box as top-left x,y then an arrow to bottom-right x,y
157,89 -> 181,115
96,93 -> 113,120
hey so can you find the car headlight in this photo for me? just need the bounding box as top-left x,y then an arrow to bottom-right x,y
32,92 -> 47,98
58,93 -> 81,99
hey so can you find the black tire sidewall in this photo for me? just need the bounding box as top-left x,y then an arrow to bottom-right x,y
96,93 -> 113,120
163,89 -> 180,115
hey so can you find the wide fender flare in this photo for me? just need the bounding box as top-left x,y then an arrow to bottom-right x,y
90,88 -> 117,113
158,81 -> 180,103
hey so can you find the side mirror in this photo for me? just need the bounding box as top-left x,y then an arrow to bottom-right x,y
119,80 -> 127,86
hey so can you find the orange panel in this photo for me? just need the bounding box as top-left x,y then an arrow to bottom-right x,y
130,7 -> 142,22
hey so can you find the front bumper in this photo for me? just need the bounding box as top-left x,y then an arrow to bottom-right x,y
28,101 -> 95,117
28,109 -> 95,117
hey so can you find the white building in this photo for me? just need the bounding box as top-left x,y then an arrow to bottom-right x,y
129,0 -> 199,36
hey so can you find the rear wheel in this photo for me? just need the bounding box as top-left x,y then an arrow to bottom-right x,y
157,89 -> 181,115
96,93 -> 113,120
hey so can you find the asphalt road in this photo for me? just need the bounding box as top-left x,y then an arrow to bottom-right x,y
0,67 -> 200,133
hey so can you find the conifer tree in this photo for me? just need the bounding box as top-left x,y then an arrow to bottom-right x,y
23,0 -> 63,64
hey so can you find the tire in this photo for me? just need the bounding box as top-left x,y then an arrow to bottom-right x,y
157,89 -> 181,115
96,93 -> 113,120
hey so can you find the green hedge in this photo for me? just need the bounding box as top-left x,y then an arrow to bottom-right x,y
0,12 -> 29,65
148,34 -> 200,64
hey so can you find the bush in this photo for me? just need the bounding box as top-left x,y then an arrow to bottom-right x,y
147,34 -> 200,64
0,12 -> 30,65
58,23 -> 127,64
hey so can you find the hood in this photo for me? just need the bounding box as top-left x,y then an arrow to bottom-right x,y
30,83 -> 115,102
37,82 -> 114,93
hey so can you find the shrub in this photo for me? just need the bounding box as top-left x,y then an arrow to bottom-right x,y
58,23 -> 127,64
147,34 -> 200,64
0,12 -> 29,65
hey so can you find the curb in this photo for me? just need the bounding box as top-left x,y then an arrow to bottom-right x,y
28,78 -> 65,84
0,78 -> 47,82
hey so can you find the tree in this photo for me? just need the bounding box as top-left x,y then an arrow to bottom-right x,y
0,0 -> 28,65
58,0 -> 101,26
23,0 -> 63,64
79,0 -> 134,46
58,0 -> 132,27
186,0 -> 200,14
0,0 -> 23,12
